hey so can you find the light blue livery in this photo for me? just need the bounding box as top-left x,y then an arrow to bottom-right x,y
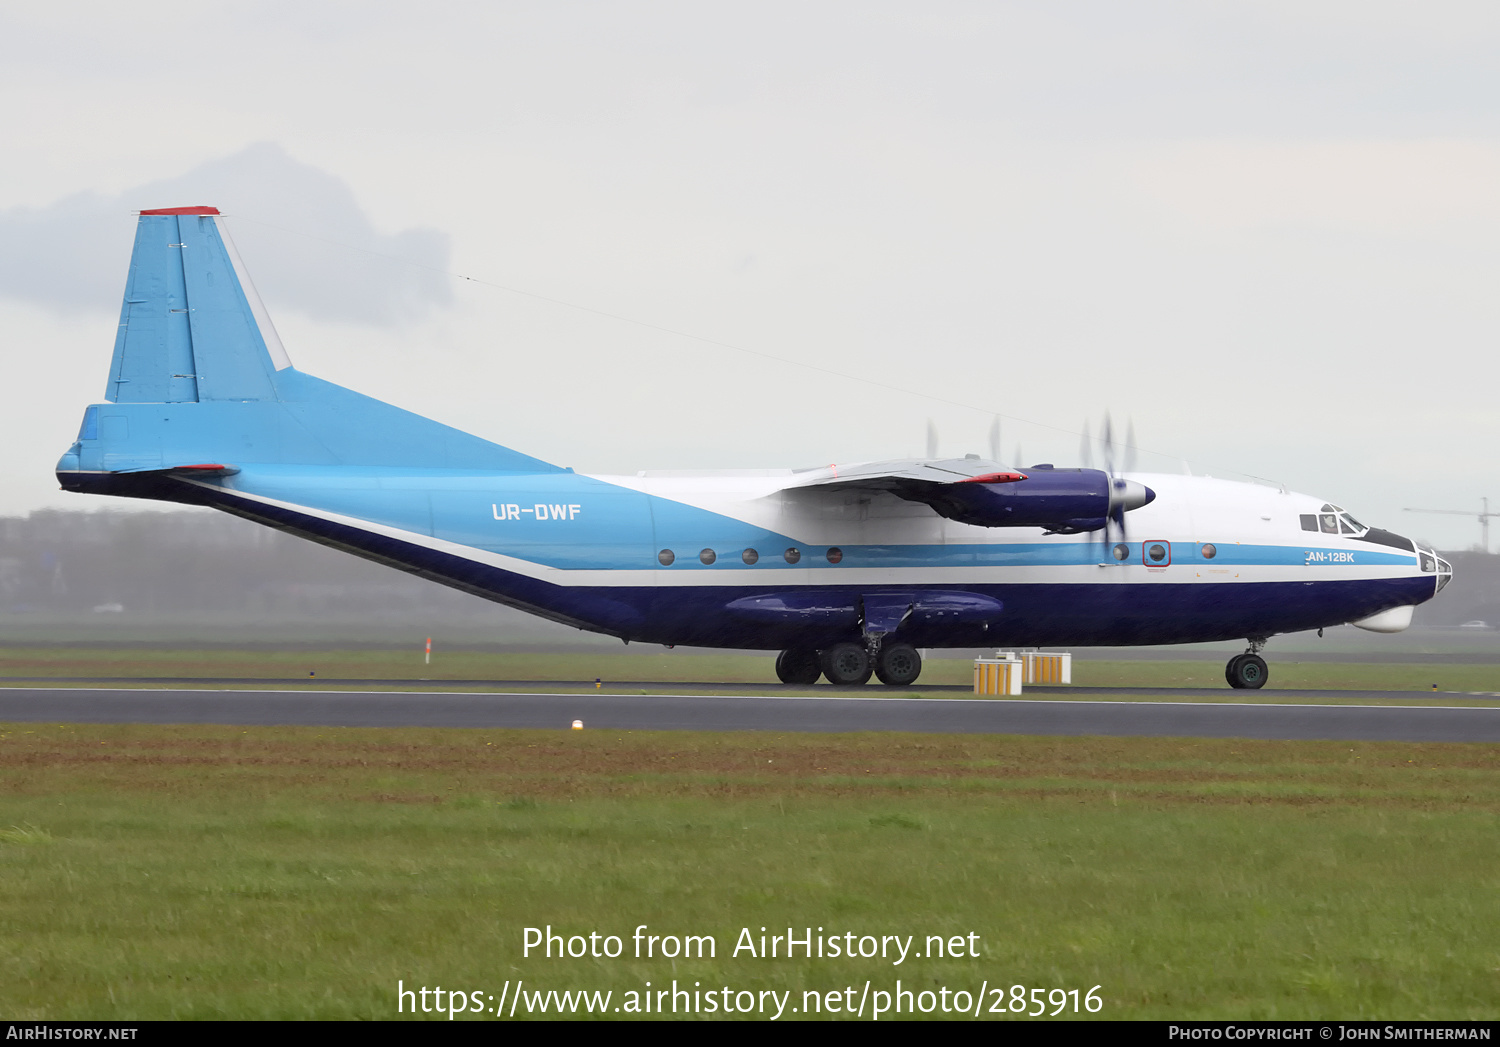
57,207 -> 1453,688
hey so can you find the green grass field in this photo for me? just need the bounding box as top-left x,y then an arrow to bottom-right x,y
1,722 -> 1495,1020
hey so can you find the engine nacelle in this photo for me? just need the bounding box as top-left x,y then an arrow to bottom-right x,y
912,466 -> 1155,531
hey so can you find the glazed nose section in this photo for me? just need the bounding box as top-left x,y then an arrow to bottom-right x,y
1109,478 -> 1156,514
1414,542 -> 1454,594
1435,553 -> 1453,593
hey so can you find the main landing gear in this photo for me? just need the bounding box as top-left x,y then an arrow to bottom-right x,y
1225,638 -> 1269,689
775,642 -> 923,687
774,648 -> 822,685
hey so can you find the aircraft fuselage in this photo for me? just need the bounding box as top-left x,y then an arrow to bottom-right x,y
56,206 -> 1452,688
62,462 -> 1445,650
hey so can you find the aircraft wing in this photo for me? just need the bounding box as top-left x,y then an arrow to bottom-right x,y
780,457 -> 1152,532
780,457 -> 1032,527
783,457 -> 1025,495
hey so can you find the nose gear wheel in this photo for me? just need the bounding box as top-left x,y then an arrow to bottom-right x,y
1225,653 -> 1268,689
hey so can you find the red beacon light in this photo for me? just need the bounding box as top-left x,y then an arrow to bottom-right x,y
957,471 -> 1028,485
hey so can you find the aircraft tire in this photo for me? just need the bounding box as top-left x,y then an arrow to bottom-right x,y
1226,653 -> 1268,689
874,643 -> 922,686
775,648 -> 822,685
820,643 -> 873,686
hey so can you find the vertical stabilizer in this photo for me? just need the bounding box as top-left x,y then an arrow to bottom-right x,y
107,207 -> 286,403
65,206 -> 565,482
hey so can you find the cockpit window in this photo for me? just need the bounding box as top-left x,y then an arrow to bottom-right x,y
1306,509 -> 1367,535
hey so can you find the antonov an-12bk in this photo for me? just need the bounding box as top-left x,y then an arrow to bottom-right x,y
56,207 -> 1453,688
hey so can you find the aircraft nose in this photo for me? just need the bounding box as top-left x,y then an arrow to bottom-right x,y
1410,539 -> 1454,593
1430,550 -> 1454,593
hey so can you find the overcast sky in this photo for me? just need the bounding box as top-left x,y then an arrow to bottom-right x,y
2,2 -> 1497,550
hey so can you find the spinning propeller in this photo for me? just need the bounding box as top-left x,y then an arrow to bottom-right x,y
924,415 -> 1008,467
1095,412 -> 1143,542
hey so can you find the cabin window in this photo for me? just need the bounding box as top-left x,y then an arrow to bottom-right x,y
1201,544 -> 1217,559
784,547 -> 801,564
1300,514 -> 1318,532
826,547 -> 843,564
1112,544 -> 1129,561
1145,542 -> 1170,565
742,548 -> 759,565
658,549 -> 675,566
699,548 -> 716,565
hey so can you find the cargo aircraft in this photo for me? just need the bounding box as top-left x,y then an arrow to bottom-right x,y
56,208 -> 1453,688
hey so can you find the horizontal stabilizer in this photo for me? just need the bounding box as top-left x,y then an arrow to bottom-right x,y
116,463 -> 241,477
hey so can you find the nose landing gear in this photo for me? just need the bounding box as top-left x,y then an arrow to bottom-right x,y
1225,638 -> 1269,689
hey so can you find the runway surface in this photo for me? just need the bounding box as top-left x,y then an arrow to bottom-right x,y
2,676 -> 1494,701
3,686 -> 1498,741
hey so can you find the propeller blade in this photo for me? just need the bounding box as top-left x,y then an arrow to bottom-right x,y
925,419 -> 939,459
1103,476 -> 1127,545
1079,421 -> 1092,469
1013,444 -> 1023,469
1095,412 -> 1152,545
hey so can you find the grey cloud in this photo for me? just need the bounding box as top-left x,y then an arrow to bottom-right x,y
0,143 -> 450,325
